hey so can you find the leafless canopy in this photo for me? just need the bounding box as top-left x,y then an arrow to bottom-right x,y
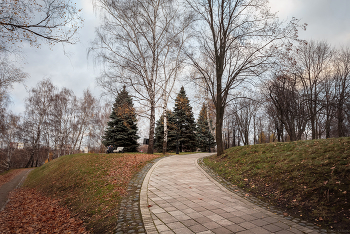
186,0 -> 303,155
0,0 -> 83,50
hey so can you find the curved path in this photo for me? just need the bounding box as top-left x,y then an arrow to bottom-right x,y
140,153 -> 319,234
0,169 -> 32,211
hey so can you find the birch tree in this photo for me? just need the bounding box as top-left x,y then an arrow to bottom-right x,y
294,41 -> 334,139
92,0 -> 192,153
23,79 -> 55,167
187,0 -> 302,155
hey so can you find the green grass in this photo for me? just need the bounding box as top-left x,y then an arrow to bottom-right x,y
203,137 -> 350,231
24,153 -> 161,233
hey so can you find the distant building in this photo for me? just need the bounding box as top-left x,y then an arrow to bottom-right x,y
82,146 -> 89,153
143,138 -> 149,145
17,142 -> 24,149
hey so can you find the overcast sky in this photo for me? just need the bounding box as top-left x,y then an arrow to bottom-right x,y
8,0 -> 350,115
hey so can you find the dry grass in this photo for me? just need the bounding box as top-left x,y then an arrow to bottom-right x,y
204,137 -> 350,231
24,153 -> 161,233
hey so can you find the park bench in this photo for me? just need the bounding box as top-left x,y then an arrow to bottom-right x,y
113,147 -> 124,153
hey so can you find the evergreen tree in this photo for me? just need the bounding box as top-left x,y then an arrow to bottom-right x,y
196,104 -> 216,152
102,86 -> 139,152
154,110 -> 177,152
173,86 -> 197,152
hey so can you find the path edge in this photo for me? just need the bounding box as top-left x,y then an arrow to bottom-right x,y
0,168 -> 32,211
195,155 -> 325,234
140,156 -> 165,234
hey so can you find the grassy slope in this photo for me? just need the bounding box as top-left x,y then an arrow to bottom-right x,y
203,137 -> 350,231
24,153 -> 161,233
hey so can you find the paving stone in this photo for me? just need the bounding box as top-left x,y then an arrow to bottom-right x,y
275,230 -> 295,234
225,223 -> 246,232
275,221 -> 292,229
211,226 -> 232,234
197,231 -> 214,234
188,224 -> 208,232
181,219 -> 199,227
174,214 -> 192,221
240,214 -> 258,221
172,227 -> 194,234
194,217 -> 213,224
157,224 -> 171,232
250,218 -> 269,227
239,221 -> 258,229
250,227 -> 270,234
140,154 -> 332,234
236,230 -> 255,234
202,221 -> 221,229
228,216 -> 246,224
262,223 -> 284,232
215,219 -> 233,226
166,221 -> 186,230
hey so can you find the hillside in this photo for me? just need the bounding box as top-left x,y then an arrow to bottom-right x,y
203,137 -> 350,231
23,153 -> 161,233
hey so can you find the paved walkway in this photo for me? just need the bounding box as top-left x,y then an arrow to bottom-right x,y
0,169 -> 32,211
140,153 -> 319,234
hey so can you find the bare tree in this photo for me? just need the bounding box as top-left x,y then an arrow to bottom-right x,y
187,0 -> 302,155
70,89 -> 97,151
92,0 -> 193,153
267,74 -> 308,141
0,0 -> 83,50
333,48 -> 350,137
293,41 -> 334,139
23,79 -> 55,167
0,113 -> 20,170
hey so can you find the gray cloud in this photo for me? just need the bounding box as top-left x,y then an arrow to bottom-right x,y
8,0 -> 350,115
270,0 -> 350,46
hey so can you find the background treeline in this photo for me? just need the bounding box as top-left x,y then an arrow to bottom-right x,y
222,41 -> 350,148
0,78 -> 110,171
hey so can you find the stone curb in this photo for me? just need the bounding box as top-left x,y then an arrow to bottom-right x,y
140,157 -> 163,234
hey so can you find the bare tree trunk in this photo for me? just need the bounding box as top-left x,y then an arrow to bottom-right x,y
162,101 -> 168,154
147,103 -> 156,154
216,103 -> 224,155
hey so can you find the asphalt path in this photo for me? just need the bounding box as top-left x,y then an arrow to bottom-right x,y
0,169 -> 32,211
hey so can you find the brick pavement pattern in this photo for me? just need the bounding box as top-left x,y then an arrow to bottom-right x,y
140,153 -> 319,234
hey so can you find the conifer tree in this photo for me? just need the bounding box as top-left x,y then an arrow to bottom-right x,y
173,86 -> 197,152
196,104 -> 216,152
102,86 -> 139,152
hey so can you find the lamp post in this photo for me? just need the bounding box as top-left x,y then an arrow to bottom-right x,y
176,117 -> 179,154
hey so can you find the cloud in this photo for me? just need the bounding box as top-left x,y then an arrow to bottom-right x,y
270,0 -> 350,47
7,0 -> 350,116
